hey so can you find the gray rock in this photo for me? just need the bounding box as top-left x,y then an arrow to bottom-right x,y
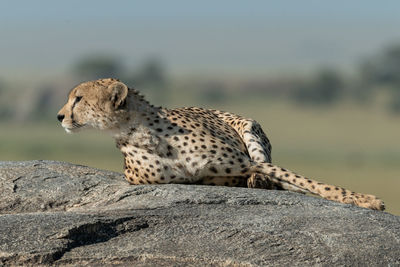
0,160 -> 399,266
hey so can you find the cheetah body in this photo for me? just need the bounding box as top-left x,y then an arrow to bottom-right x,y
57,78 -> 384,211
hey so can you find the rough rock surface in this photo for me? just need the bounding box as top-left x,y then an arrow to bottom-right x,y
0,160 -> 399,266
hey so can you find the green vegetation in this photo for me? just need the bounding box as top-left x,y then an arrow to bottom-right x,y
1,99 -> 399,215
0,44 -> 399,215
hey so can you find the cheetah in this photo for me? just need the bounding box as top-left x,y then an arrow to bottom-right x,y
57,78 -> 385,211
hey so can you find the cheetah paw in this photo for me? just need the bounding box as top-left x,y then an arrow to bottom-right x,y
342,194 -> 385,211
247,173 -> 276,189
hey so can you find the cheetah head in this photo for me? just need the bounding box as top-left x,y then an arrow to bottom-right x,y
57,78 -> 129,133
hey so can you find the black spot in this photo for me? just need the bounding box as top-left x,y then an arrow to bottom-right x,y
325,187 -> 331,191
209,167 -> 218,173
225,168 -> 231,174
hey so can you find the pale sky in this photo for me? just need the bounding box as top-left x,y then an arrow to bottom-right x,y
1,1 -> 400,80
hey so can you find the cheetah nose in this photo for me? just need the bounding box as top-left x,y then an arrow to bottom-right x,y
57,114 -> 65,122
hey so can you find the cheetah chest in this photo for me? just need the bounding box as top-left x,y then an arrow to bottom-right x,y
117,108 -> 252,184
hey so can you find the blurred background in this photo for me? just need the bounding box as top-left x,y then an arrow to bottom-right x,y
1,1 -> 399,214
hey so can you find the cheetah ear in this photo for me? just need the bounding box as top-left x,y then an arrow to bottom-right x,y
108,81 -> 128,109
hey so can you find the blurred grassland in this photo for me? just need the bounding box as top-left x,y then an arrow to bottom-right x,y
0,98 -> 399,215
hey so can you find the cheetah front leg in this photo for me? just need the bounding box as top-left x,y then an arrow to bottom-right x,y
199,176 -> 247,187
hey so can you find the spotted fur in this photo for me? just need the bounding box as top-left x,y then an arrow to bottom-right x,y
57,78 -> 385,211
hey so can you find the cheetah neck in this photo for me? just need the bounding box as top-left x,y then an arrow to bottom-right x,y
112,88 -> 170,150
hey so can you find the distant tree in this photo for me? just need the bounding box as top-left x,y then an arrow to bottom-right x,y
126,59 -> 167,87
72,55 -> 124,80
200,81 -> 226,104
373,46 -> 400,85
389,91 -> 400,113
292,69 -> 343,106
358,45 -> 400,89
358,44 -> 400,113
0,79 -> 13,120
139,59 -> 166,87
31,86 -> 55,120
125,58 -> 168,105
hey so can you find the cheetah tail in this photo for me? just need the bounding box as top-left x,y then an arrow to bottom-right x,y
250,163 -> 385,211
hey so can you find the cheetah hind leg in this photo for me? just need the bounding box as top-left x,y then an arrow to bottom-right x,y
247,173 -> 276,189
250,163 -> 385,211
248,173 -> 308,194
201,162 -> 384,210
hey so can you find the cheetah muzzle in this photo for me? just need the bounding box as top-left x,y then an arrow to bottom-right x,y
57,78 -> 385,211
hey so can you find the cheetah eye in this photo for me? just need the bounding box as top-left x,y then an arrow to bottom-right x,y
75,96 -> 83,103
